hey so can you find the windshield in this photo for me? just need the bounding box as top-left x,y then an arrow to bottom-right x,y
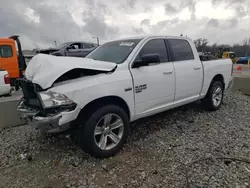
86,39 -> 142,64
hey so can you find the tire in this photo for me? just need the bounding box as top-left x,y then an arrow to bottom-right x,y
202,81 -> 224,111
78,105 -> 129,158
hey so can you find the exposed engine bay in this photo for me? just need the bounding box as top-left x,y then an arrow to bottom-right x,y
24,54 -> 117,89
53,68 -> 111,86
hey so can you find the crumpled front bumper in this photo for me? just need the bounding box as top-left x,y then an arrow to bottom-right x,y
17,100 -> 81,133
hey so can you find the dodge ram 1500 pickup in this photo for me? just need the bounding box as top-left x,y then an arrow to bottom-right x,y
17,36 -> 233,158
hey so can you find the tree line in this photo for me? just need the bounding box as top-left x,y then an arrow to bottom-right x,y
194,38 -> 250,57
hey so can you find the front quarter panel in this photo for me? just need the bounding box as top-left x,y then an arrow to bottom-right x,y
49,67 -> 135,121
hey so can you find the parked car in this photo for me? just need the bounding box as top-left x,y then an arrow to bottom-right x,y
17,36 -> 233,158
0,70 -> 11,96
236,56 -> 250,65
37,41 -> 98,58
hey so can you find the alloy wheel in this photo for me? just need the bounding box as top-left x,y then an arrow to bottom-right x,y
94,113 -> 124,150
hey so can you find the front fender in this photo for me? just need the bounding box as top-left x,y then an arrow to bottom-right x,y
49,69 -> 135,121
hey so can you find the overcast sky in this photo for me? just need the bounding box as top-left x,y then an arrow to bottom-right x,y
0,0 -> 249,49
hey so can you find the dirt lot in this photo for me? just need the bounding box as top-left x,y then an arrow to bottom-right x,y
1,92 -> 250,188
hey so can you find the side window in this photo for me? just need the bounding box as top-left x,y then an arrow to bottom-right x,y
169,39 -> 194,61
0,45 -> 13,58
137,39 -> 168,62
81,43 -> 86,49
70,43 -> 80,49
82,43 -> 93,49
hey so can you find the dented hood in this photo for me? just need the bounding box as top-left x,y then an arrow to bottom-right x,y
25,54 -> 117,89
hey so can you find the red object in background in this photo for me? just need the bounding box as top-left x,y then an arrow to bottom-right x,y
4,74 -> 10,84
237,66 -> 242,71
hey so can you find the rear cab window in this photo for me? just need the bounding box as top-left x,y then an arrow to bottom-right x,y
0,45 -> 13,58
169,39 -> 194,61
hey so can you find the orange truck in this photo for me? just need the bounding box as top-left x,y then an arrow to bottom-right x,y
0,35 -> 26,89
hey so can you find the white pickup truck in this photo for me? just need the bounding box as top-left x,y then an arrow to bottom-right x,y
0,70 -> 11,96
17,36 -> 233,158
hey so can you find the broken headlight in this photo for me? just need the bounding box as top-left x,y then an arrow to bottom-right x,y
38,91 -> 74,108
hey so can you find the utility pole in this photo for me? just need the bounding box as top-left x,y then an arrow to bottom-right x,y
93,37 -> 99,46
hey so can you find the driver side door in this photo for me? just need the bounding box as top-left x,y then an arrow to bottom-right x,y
65,43 -> 81,57
130,38 -> 175,119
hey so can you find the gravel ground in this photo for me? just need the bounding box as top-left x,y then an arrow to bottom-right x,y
1,91 -> 250,188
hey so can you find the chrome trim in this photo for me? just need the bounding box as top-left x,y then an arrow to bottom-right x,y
17,107 -> 39,117
30,114 -> 64,133
33,114 -> 62,125
17,100 -> 69,133
17,101 -> 39,117
25,113 -> 68,133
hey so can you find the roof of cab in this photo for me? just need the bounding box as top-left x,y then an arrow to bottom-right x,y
0,38 -> 15,43
108,35 -> 192,42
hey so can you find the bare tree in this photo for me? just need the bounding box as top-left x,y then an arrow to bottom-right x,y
194,38 -> 209,53
242,38 -> 250,56
247,38 -> 250,56
211,43 -> 217,55
192,37 -> 250,57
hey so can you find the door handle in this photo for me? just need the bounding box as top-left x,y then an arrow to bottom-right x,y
163,70 -> 173,75
194,66 -> 201,70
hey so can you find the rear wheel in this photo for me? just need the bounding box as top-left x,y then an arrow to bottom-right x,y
202,81 -> 224,111
78,105 -> 129,158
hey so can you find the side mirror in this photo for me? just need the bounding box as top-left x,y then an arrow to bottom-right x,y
132,53 -> 161,68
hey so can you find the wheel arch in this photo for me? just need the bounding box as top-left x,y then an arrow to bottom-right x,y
205,74 -> 225,97
78,95 -> 131,122
202,74 -> 225,111
211,74 -> 225,89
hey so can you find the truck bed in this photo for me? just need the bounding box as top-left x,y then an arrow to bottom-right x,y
200,58 -> 233,98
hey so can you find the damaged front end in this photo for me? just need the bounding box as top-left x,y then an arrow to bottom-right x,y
16,54 -> 118,133
16,78 -> 80,133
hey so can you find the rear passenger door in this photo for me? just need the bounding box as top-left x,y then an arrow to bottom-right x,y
130,38 -> 175,118
168,38 -> 203,103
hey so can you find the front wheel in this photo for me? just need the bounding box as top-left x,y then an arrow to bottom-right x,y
202,81 -> 224,111
79,105 -> 129,158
